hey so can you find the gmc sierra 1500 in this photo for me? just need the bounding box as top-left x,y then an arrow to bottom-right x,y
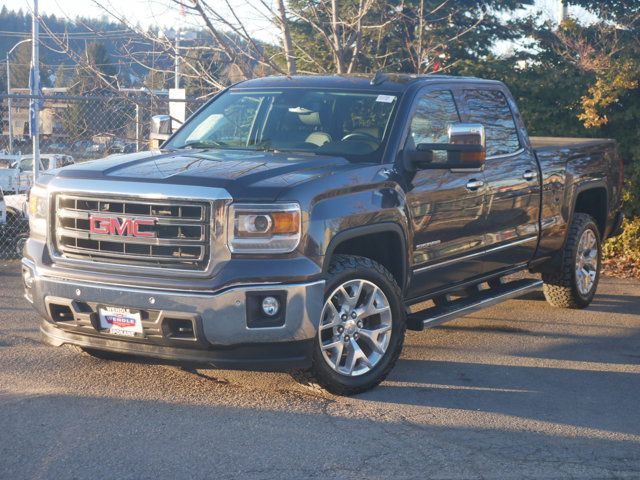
23,74 -> 624,395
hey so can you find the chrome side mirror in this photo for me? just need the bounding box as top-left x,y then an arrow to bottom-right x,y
448,123 -> 485,149
405,123 -> 486,171
446,122 -> 486,166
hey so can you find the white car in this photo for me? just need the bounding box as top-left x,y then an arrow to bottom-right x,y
0,154 -> 74,194
0,187 -> 30,258
0,188 -> 6,226
4,193 -> 29,219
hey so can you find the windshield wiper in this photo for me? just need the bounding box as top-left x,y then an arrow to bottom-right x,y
178,140 -> 227,149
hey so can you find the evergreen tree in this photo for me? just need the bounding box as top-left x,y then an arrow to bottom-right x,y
9,42 -> 32,89
143,70 -> 168,91
63,42 -> 132,142
54,64 -> 67,88
68,41 -> 117,95
286,0 -> 534,74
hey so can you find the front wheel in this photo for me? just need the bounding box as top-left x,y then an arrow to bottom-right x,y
542,213 -> 601,309
293,255 -> 406,395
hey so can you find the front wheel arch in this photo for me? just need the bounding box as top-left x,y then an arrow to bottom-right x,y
323,223 -> 409,293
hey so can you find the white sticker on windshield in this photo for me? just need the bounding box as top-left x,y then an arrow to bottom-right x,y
376,95 -> 396,103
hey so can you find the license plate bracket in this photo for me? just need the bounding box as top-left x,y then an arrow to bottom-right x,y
98,305 -> 143,337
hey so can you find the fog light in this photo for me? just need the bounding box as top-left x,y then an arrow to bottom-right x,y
22,266 -> 34,289
261,296 -> 280,317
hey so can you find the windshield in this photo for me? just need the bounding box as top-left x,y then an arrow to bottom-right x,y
166,89 -> 398,163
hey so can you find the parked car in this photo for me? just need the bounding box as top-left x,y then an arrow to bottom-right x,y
46,142 -> 69,153
72,140 -> 93,153
0,154 -> 75,194
107,139 -> 126,154
0,188 -> 5,227
0,156 -> 26,194
108,141 -> 137,154
0,187 -> 29,259
86,143 -> 107,155
23,74 -> 624,395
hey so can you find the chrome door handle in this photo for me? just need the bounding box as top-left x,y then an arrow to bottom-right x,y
466,179 -> 484,190
523,170 -> 538,181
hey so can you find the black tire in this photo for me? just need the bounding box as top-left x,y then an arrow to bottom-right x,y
292,255 -> 406,396
542,213 -> 601,309
13,234 -> 28,259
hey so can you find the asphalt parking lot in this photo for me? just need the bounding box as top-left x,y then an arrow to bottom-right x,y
1,261 -> 640,480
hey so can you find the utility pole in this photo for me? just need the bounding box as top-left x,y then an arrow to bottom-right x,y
30,0 -> 40,182
558,0 -> 569,24
119,87 -> 147,152
174,28 -> 180,89
6,38 -> 31,154
5,52 -> 12,154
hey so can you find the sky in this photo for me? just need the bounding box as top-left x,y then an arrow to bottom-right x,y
3,0 -> 596,44
3,0 -> 277,40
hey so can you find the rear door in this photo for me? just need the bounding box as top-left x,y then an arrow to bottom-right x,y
459,87 -> 541,273
404,87 -> 487,299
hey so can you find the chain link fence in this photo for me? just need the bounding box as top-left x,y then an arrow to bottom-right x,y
0,92 -> 204,260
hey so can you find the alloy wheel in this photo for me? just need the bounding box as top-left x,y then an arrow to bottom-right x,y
318,279 -> 392,376
575,228 -> 598,296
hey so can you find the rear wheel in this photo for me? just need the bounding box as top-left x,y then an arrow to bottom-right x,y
542,213 -> 601,309
292,255 -> 406,395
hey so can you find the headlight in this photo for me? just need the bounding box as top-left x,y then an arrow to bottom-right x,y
229,203 -> 301,254
28,184 -> 49,240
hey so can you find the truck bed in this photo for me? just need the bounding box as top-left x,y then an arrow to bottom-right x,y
530,136 -> 614,152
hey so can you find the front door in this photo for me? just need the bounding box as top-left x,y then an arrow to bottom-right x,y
459,88 -> 541,273
403,88 -> 487,299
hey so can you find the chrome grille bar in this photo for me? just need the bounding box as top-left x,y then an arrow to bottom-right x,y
53,194 -> 211,271
56,228 -> 205,245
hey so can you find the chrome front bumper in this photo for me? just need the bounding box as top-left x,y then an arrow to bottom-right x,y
23,258 -> 325,370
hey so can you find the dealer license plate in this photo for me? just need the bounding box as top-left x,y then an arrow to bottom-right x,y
98,306 -> 143,336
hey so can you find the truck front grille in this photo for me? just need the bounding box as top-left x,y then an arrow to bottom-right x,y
53,194 -> 211,271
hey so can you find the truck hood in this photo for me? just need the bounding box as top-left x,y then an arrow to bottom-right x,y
54,149 -> 359,201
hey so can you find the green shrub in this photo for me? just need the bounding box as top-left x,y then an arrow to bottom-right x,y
603,153 -> 640,265
603,217 -> 640,262
623,156 -> 640,219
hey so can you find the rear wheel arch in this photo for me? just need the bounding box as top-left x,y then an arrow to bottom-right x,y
324,223 -> 408,293
570,184 -> 608,237
5,206 -> 22,219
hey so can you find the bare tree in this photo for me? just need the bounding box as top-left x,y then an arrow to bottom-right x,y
286,0 -> 380,74
39,0 -> 516,95
276,0 -> 297,74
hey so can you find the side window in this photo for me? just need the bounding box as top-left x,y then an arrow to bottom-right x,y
20,158 -> 33,172
462,89 -> 520,157
407,90 -> 460,162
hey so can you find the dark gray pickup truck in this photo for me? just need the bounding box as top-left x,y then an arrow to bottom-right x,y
23,74 -> 624,395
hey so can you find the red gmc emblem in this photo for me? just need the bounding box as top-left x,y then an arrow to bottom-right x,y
89,216 -> 156,238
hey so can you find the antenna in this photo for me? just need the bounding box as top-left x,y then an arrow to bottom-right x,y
370,71 -> 388,86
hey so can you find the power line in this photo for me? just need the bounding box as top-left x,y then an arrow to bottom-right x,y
0,29 -> 139,39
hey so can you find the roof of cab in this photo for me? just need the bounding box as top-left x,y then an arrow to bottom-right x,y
232,73 -> 502,93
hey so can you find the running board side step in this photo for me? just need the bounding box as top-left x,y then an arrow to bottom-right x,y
406,279 -> 543,331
